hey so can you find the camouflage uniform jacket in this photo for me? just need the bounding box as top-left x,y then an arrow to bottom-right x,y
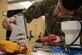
23,0 -> 65,37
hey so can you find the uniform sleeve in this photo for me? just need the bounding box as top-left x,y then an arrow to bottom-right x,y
61,0 -> 82,10
22,1 -> 45,23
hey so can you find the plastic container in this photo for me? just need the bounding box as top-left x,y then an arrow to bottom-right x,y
50,48 -> 67,55
61,21 -> 81,45
51,53 -> 67,55
68,48 -> 82,55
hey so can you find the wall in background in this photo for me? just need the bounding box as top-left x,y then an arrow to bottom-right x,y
27,16 -> 44,52
0,0 -> 7,40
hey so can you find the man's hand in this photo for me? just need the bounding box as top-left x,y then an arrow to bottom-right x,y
48,34 -> 61,43
36,34 -> 61,43
54,0 -> 75,18
2,18 -> 15,30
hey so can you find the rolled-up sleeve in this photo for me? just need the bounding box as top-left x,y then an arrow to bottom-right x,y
22,2 -> 45,23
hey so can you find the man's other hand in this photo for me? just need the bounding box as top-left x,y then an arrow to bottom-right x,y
2,18 -> 15,30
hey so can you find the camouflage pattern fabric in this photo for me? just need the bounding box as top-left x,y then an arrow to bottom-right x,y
22,0 -> 82,43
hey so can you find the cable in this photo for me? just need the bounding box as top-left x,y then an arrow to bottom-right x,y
68,15 -> 82,47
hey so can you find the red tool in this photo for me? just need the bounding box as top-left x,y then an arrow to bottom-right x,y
36,34 -> 61,43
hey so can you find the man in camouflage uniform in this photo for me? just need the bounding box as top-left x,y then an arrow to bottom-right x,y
22,0 -> 82,43
22,0 -> 64,40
